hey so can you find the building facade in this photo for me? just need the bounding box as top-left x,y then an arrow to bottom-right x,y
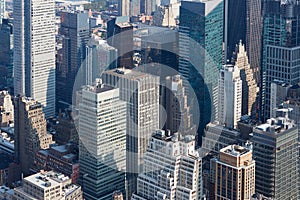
261,1 -> 300,121
14,96 -> 53,175
79,80 -> 127,200
251,116 -> 299,199
233,41 -> 258,117
179,0 -> 223,137
56,10 -> 90,110
0,91 -> 14,127
13,0 -> 56,117
14,171 -> 82,200
214,144 -> 255,200
132,130 -> 203,200
218,65 -> 242,129
102,68 -> 160,199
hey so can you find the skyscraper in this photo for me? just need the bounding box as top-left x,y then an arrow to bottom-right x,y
233,41 -> 258,116
163,75 -> 193,134
0,90 -> 14,127
14,96 -> 53,175
79,79 -> 127,200
251,115 -> 299,199
85,35 -> 118,86
132,130 -> 203,200
261,1 -> 300,121
0,19 -> 14,93
246,0 -> 262,82
213,144 -> 255,200
57,10 -> 90,110
13,0 -> 56,117
224,0 -> 246,61
179,0 -> 223,137
102,68 -> 159,199
218,65 -> 242,129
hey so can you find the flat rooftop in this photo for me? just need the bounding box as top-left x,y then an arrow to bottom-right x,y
104,68 -> 157,81
221,145 -> 251,157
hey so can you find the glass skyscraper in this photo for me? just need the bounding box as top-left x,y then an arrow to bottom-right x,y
261,1 -> 300,121
179,0 -> 223,142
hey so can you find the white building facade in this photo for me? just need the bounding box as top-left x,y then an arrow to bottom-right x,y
131,130 -> 202,200
13,0 -> 56,117
79,80 -> 127,199
218,65 -> 242,129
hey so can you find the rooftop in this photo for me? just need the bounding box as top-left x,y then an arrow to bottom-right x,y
255,116 -> 295,133
221,144 -> 251,157
104,68 -> 157,81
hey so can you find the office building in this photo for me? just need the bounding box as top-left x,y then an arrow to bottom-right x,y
140,25 -> 178,71
213,144 -> 255,200
179,0 -> 223,136
261,1 -> 300,121
102,68 -> 160,199
0,19 -> 13,92
218,65 -> 242,129
224,0 -> 246,61
79,79 -> 127,200
108,19 -> 134,69
251,115 -> 299,199
163,75 -> 193,134
13,0 -> 56,117
56,10 -> 90,110
14,171 -> 82,200
0,91 -> 14,127
85,35 -> 118,86
118,0 -> 129,16
132,130 -> 203,200
246,0 -> 262,83
233,41 -> 258,116
14,96 -> 53,175
201,122 -> 241,156
33,144 -> 79,183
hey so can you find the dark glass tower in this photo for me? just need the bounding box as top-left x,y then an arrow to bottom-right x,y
179,1 -> 223,144
261,0 -> 300,121
224,0 -> 247,62
56,10 -> 90,110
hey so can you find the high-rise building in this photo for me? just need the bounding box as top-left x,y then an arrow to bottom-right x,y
233,41 -> 258,116
14,96 -> 53,175
107,20 -> 134,69
213,144 -> 255,200
179,0 -> 223,137
131,130 -> 203,200
118,0 -> 129,16
0,90 -> 14,127
261,1 -> 300,121
163,75 -> 193,134
14,171 -> 82,200
56,10 -> 90,110
79,79 -> 127,200
0,18 -> 13,92
102,68 -> 159,199
246,0 -> 262,83
13,0 -> 56,118
218,65 -> 242,129
85,35 -> 118,86
224,0 -> 246,61
251,115 -> 299,199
